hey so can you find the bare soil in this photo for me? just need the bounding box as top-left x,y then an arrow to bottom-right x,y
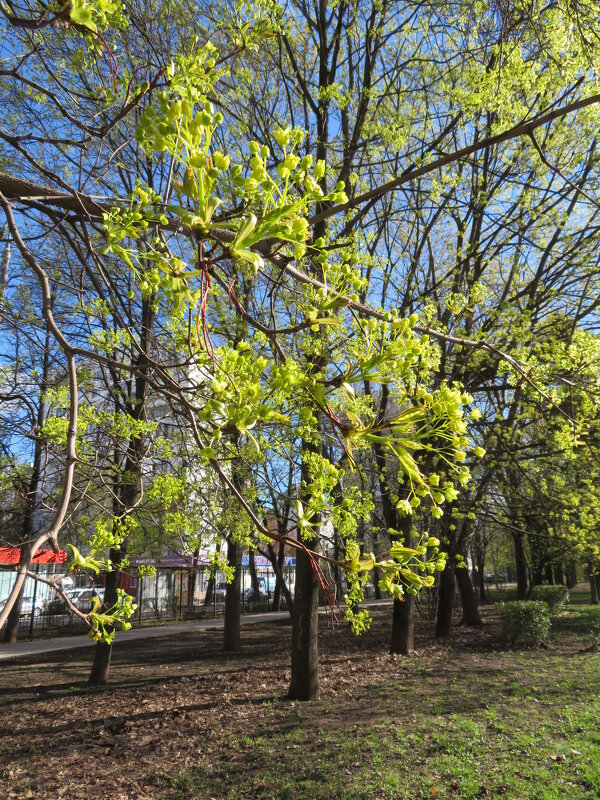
0,608 -> 498,799
0,602 -> 596,800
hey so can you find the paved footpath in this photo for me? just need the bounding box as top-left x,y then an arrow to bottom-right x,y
0,599 -> 392,661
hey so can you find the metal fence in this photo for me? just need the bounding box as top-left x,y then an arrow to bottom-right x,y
414,573 -> 463,621
0,563 -> 296,640
2,563 -> 400,640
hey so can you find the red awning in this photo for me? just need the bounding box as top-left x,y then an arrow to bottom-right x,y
0,547 -> 68,565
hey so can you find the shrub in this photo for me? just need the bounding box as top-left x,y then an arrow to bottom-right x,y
44,597 -> 68,616
530,584 -> 570,614
498,600 -> 551,646
589,607 -> 600,650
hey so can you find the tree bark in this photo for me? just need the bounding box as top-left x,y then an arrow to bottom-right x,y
435,561 -> 455,638
187,549 -> 200,611
366,385 -> 415,654
89,298 -> 153,684
267,542 -> 293,613
271,544 -> 282,611
287,0 -> 336,700
4,322 -> 50,643
389,525 -> 415,654
456,565 -> 482,627
0,237 -> 9,308
3,575 -> 26,644
249,548 -> 260,598
390,595 -> 414,654
289,440 -> 320,700
545,564 -> 554,585
288,535 -> 320,700
203,575 -> 215,606
223,537 -> 242,651
512,533 -> 528,599
588,571 -> 599,605
530,562 -> 544,590
88,548 -> 122,684
373,566 -> 382,600
477,558 -> 486,602
554,564 -> 564,585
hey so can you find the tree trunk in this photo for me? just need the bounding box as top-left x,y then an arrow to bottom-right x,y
390,595 -> 414,654
566,564 -> 577,589
271,544 -> 282,611
286,13 -> 331,700
4,323 -> 50,644
332,527 -> 343,602
204,575 -> 215,606
390,524 -> 415,654
4,540 -> 36,643
267,542 -> 292,613
249,548 -> 260,598
478,558 -> 486,602
187,549 -> 200,611
288,535 -> 320,700
553,564 -> 564,586
436,562 -> 455,638
89,551 -> 122,684
545,564 -> 554,585
272,582 -> 281,611
565,568 -> 573,589
530,562 -> 544,590
512,533 -> 528,599
224,537 -> 242,651
89,298 -> 154,684
3,577 -> 25,643
279,569 -> 294,614
588,570 -> 599,605
456,566 -> 482,627
187,570 -> 196,611
365,390 -> 415,654
373,566 -> 382,600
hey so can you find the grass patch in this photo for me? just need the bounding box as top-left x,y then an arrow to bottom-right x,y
2,588 -> 599,800
168,592 -> 600,800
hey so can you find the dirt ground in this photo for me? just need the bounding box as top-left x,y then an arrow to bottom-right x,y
3,599 -> 599,800
0,606 -> 505,800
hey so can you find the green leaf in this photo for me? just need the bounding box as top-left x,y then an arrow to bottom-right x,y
70,4 -> 98,32
312,318 -> 342,327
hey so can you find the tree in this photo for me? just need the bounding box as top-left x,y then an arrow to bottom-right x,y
1,0 -> 600,699
220,0 -> 600,644
0,253 -> 64,640
477,326 -> 600,602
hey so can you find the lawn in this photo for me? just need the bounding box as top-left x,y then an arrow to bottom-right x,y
1,588 -> 599,800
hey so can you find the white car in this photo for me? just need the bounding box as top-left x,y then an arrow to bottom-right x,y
19,595 -> 46,616
67,587 -> 105,611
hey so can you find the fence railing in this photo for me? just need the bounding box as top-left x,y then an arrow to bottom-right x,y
0,565 -> 294,640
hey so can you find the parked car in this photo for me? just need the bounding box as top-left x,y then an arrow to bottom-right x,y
19,595 -> 46,616
244,586 -> 267,602
44,587 -> 105,616
69,587 -> 105,611
214,582 -> 228,600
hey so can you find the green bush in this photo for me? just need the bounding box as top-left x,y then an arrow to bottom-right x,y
530,584 -> 570,614
498,600 -> 551,646
44,597 -> 68,616
589,607 -> 600,650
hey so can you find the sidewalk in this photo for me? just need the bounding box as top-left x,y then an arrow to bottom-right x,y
0,599 -> 392,661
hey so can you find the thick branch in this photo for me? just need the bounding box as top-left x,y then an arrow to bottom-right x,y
309,91 -> 600,226
0,196 -> 79,629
